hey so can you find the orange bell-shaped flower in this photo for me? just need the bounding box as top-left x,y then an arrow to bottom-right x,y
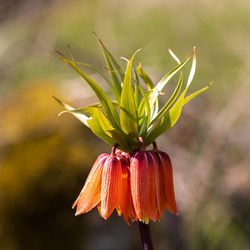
73,153 -> 109,215
73,145 -> 136,224
130,139 -> 178,223
156,150 -> 178,216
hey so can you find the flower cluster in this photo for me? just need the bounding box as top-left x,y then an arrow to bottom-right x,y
73,139 -> 177,224
55,38 -> 212,226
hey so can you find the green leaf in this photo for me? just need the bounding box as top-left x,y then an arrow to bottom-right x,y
186,47 -> 197,89
87,113 -> 116,146
74,61 -> 113,89
95,108 -> 114,136
120,49 -> 141,137
56,104 -> 114,145
137,85 -> 151,127
136,64 -> 159,122
151,100 -> 159,122
60,56 -> 120,129
133,67 -> 141,108
139,115 -> 148,137
95,108 -> 133,151
65,105 -> 130,147
97,39 -> 125,80
148,52 -> 193,113
183,80 -> 214,105
150,70 -> 183,126
168,49 -> 181,64
148,48 -> 184,125
136,63 -> 154,90
58,107 -> 96,117
53,96 -> 89,127
145,91 -> 186,145
97,39 -> 124,103
145,49 -> 198,145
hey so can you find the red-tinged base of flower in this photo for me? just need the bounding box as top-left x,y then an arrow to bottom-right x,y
73,144 -> 178,224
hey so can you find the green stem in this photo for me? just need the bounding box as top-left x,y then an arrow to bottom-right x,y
138,221 -> 154,250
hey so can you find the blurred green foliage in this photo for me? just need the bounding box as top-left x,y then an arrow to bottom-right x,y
0,0 -> 250,249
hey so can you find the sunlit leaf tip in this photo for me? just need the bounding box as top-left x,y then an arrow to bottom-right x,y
120,57 -> 130,63
168,49 -> 180,64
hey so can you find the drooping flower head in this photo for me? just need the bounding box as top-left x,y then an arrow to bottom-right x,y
73,145 -> 135,224
55,38 -> 213,224
73,139 -> 177,224
130,138 -> 177,223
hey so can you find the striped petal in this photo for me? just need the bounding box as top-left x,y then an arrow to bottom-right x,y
73,154 -> 109,216
130,151 -> 148,222
117,157 -> 136,224
145,151 -> 160,222
101,156 -> 123,219
154,152 -> 168,219
158,151 -> 178,214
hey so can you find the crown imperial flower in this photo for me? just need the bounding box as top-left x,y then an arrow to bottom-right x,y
55,37 -> 213,247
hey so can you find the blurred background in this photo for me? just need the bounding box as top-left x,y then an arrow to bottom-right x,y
0,0 -> 250,249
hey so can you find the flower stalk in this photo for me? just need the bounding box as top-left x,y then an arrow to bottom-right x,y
138,222 -> 154,250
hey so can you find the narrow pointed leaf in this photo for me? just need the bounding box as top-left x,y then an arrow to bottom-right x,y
54,97 -> 115,145
145,49 -> 198,145
150,71 -> 183,125
120,50 -> 140,137
148,52 -> 193,111
169,49 -> 181,64
83,107 -> 117,145
94,108 -> 130,150
74,61 -> 113,89
145,91 -> 186,145
53,96 -> 89,127
58,100 -> 118,118
98,39 -> 125,80
139,116 -> 148,137
133,67 -> 141,108
183,81 -> 214,105
186,47 -> 196,88
137,85 -> 151,128
136,64 -> 158,122
137,63 -> 154,90
97,40 -> 123,103
60,56 -> 120,129
151,97 -> 159,122
88,116 -> 116,145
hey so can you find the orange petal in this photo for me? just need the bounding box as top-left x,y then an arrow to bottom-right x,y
130,151 -> 148,222
155,153 -> 168,219
117,157 -> 136,224
97,202 -> 102,216
158,151 -> 178,214
101,156 -> 122,219
145,152 -> 159,222
73,154 -> 108,216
